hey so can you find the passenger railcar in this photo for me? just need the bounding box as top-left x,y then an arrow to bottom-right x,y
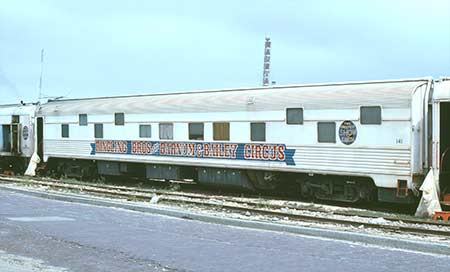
0,103 -> 37,173
35,77 -> 447,204
432,78 -> 450,197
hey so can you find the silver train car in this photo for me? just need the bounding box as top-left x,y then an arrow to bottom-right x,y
35,77 -> 450,204
0,103 -> 37,173
5,77 -> 448,204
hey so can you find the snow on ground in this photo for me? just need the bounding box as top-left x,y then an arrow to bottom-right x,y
0,250 -> 68,272
1,182 -> 449,245
168,202 -> 450,244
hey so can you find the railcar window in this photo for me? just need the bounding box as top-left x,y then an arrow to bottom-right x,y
139,125 -> 152,138
11,115 -> 20,123
286,108 -> 303,124
115,113 -> 125,126
94,123 -> 103,138
79,114 -> 88,126
189,123 -> 204,140
213,122 -> 230,141
159,123 -> 173,140
61,124 -> 69,138
251,122 -> 266,142
361,106 -> 381,124
317,122 -> 336,143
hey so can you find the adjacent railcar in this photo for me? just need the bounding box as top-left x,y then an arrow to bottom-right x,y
432,78 -> 450,196
0,103 -> 37,173
38,78 -> 434,203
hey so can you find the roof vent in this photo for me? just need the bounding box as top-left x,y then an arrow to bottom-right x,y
247,96 -> 256,105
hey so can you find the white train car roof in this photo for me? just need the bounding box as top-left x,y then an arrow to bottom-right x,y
39,78 -> 432,115
0,103 -> 37,120
433,78 -> 450,101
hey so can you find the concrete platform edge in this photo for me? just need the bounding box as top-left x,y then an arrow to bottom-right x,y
1,185 -> 449,256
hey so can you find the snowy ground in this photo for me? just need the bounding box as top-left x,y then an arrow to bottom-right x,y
0,250 -> 68,272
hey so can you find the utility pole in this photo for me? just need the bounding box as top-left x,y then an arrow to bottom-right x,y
39,48 -> 44,101
262,37 -> 271,86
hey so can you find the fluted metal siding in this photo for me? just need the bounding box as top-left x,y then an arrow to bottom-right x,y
292,146 -> 410,175
44,139 -> 410,176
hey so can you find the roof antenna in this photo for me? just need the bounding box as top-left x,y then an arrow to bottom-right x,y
38,48 -> 44,101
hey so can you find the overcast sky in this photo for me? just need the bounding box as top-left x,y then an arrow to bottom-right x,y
0,0 -> 449,104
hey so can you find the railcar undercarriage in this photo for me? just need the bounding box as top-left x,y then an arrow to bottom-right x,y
296,174 -> 377,203
41,157 -> 418,204
0,156 -> 29,175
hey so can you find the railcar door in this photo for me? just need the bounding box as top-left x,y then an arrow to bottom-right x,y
37,117 -> 44,159
439,101 -> 450,194
11,124 -> 20,154
1,125 -> 11,152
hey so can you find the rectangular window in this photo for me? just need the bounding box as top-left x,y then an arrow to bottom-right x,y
115,112 -> 124,126
61,124 -> 69,138
11,115 -> 20,123
286,108 -> 303,124
79,114 -> 88,126
251,122 -> 266,142
139,124 -> 152,138
159,123 -> 173,140
361,106 -> 381,124
213,122 -> 230,141
94,123 -> 103,138
189,123 -> 204,140
317,122 -> 336,143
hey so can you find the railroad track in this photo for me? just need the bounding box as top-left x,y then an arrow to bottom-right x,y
1,175 -> 449,238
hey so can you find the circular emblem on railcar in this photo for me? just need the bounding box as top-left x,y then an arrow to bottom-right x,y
22,126 -> 29,141
339,121 -> 357,145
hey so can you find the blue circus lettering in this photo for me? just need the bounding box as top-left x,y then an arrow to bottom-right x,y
90,140 -> 296,166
